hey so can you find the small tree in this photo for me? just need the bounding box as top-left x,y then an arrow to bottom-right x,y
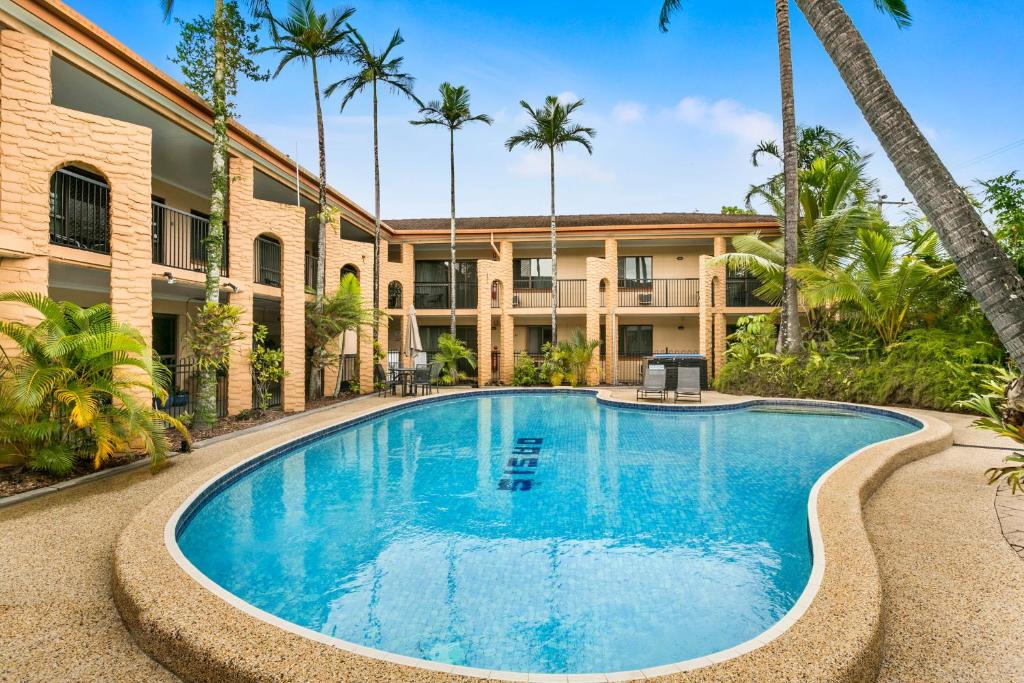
304,273 -> 379,399
434,333 -> 476,385
186,302 -> 243,426
979,171 -> 1024,277
250,323 -> 285,412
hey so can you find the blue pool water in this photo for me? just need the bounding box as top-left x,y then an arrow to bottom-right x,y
176,392 -> 917,674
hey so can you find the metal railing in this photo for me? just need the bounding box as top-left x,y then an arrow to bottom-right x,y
512,279 -> 586,308
154,357 -> 227,419
253,378 -> 282,408
254,236 -> 282,287
304,253 -> 318,292
413,281 -> 478,309
151,203 -> 228,275
726,278 -> 771,307
617,278 -> 699,307
49,168 -> 110,254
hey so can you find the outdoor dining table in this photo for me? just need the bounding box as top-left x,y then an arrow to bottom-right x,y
389,366 -> 417,396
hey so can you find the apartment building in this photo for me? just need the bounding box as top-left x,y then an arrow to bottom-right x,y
0,0 -> 776,419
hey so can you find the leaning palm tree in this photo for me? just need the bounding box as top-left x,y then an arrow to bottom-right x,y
505,96 -> 596,344
164,0 -> 270,427
325,28 -> 420,343
660,0 -> 911,354
791,0 -> 1024,368
410,83 -> 493,336
260,0 -> 355,311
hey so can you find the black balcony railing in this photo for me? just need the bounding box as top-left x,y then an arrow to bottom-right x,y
413,281 -> 478,309
154,357 -> 227,420
255,236 -> 282,287
617,278 -> 699,307
512,279 -> 586,308
151,203 -> 229,275
726,277 -> 772,307
304,253 -> 318,292
49,168 -> 110,254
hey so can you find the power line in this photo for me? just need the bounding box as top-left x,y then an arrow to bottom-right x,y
955,137 -> 1024,171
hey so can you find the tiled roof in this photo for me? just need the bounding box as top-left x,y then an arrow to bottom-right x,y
384,212 -> 777,231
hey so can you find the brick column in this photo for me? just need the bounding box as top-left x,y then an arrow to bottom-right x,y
584,238 -> 617,385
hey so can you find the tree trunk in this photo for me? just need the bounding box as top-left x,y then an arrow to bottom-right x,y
308,58 -> 327,401
333,332 -> 346,397
549,145 -> 558,345
196,0 -> 227,429
776,0 -> 802,354
795,0 -> 1024,367
371,79 -> 381,342
449,127 -> 457,337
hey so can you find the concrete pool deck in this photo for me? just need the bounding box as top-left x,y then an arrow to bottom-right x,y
1,388 -> 1022,682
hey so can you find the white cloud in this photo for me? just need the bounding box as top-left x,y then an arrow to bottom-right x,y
508,150 -> 613,184
670,97 -> 778,145
612,101 -> 646,124
556,91 -> 580,105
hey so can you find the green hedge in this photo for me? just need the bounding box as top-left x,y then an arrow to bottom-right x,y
715,327 -> 1006,412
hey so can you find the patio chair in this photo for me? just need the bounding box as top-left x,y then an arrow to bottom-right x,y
429,362 -> 443,390
636,364 -> 667,402
410,363 -> 432,396
374,363 -> 402,397
672,367 -> 702,403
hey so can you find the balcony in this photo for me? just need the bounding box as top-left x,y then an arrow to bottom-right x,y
617,278 -> 699,307
726,277 -> 772,307
151,202 -> 228,275
49,168 -> 110,254
512,279 -> 585,308
413,281 -> 478,309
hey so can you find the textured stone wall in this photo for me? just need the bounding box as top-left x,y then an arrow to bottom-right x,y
475,241 -> 513,384
0,31 -> 152,390
226,157 -> 306,413
585,238 -> 618,385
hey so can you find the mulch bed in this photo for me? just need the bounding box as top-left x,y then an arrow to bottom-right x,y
1,392 -> 362,500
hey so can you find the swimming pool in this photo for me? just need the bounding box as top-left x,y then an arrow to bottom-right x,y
173,391 -> 918,675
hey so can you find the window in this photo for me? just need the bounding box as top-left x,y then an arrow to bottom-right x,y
341,264 -> 359,281
513,258 -> 552,289
414,260 -> 477,282
387,243 -> 403,263
619,325 -> 653,356
525,326 -> 552,355
618,256 -> 653,287
419,325 -> 476,354
49,166 -> 110,253
152,314 -> 177,361
387,281 -> 402,309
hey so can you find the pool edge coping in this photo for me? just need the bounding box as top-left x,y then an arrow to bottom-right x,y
115,387 -> 953,683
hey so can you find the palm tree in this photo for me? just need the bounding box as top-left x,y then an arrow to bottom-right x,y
791,0 -> 1024,367
433,333 -> 477,386
325,28 -> 420,343
791,226 -> 954,346
410,83 -> 493,336
164,0 -> 270,428
0,292 -> 188,475
660,0 -> 912,354
505,96 -> 596,344
260,0 -> 355,311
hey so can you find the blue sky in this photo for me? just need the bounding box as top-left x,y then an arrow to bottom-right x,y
69,0 -> 1024,220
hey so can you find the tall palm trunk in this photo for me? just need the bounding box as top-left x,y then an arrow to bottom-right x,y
449,128 -> 457,336
371,78 -> 381,342
197,0 -> 227,429
794,0 -> 1024,366
776,0 -> 802,353
549,145 -> 558,345
308,58 -> 328,401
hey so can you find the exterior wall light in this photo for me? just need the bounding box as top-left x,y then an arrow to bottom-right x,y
162,272 -> 175,285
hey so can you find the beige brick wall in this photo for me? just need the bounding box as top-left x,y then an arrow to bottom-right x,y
0,31 -> 152,399
226,157 -> 306,413
475,241 -> 513,383
584,238 -> 617,385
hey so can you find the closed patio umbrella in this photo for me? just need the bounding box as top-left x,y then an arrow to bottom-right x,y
407,305 -> 425,366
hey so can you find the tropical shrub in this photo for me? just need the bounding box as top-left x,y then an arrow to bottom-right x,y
250,323 -> 285,412
959,367 -> 1024,494
186,301 -> 243,427
511,354 -> 539,386
305,273 -> 381,398
539,342 -> 566,386
0,293 -> 189,475
716,321 -> 1004,412
434,334 -> 476,385
556,330 -> 601,387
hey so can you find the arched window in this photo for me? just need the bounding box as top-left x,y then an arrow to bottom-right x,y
254,234 -> 282,286
491,280 -> 503,308
599,278 -> 609,307
340,264 -> 359,282
387,281 -> 403,309
49,166 -> 110,254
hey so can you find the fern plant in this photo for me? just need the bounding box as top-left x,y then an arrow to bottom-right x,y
959,367 -> 1024,494
433,334 -> 476,385
0,292 -> 189,474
